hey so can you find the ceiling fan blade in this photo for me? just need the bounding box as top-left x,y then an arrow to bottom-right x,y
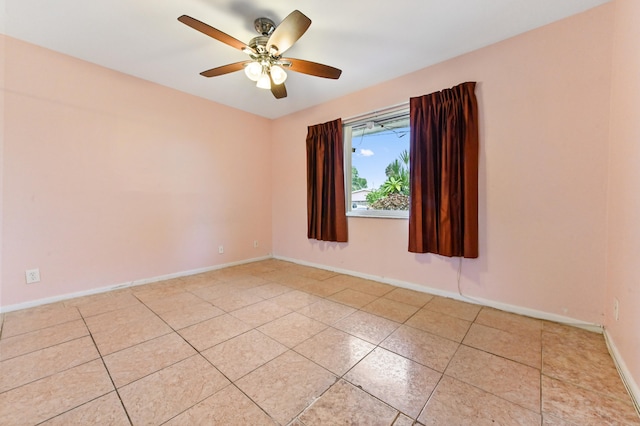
267,10 -> 311,56
200,61 -> 248,77
178,15 -> 252,53
270,75 -> 287,99
284,58 -> 342,79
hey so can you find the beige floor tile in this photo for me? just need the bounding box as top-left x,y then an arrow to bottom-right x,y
225,275 -> 270,289
230,300 -> 292,327
542,323 -> 608,354
0,359 -> 114,425
119,354 -> 230,425
384,287 -> 434,307
206,267 -> 253,281
84,303 -> 158,336
211,290 -> 264,312
236,351 -> 337,425
142,291 -> 206,314
476,307 -> 543,336
293,265 -> 337,280
104,332 -> 197,387
406,308 -> 472,342
258,312 -> 328,347
41,392 -> 130,425
0,319 -> 88,362
74,291 -> 141,318
90,311 -> 172,356
2,303 -> 82,338
272,274 -> 325,289
248,258 -> 289,271
156,301 -> 224,330
3,263 -> 637,426
299,379 -> 398,425
270,290 -> 322,310
0,336 -> 99,393
344,277 -> 395,297
334,310 -> 400,344
362,298 -> 420,323
260,269 -> 298,284
251,282 -> 293,299
202,329 -> 287,381
178,313 -> 252,351
179,273 -> 223,291
328,288 -> 379,308
419,376 -> 541,425
445,345 -> 541,412
463,323 -> 542,368
541,375 -> 640,425
165,384 -> 276,425
394,414 -> 416,425
132,280 -> 186,303
189,282 -> 239,302
320,274 -> 365,287
542,333 -> 631,402
345,347 -> 441,418
303,279 -> 349,297
424,296 -> 481,321
542,413 -> 581,425
381,325 -> 459,372
294,327 -> 375,376
297,299 -> 357,325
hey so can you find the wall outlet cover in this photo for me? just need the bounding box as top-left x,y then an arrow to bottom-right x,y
26,268 -> 41,284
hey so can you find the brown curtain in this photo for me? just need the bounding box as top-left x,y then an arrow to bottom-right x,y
306,118 -> 348,242
408,82 -> 479,258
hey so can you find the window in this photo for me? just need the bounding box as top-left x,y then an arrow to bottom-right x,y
343,105 -> 410,218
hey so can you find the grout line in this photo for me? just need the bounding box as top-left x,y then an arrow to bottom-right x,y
78,314 -> 134,426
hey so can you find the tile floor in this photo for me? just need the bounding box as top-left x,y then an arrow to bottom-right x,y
0,259 -> 638,425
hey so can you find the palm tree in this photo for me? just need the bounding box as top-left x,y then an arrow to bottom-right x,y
382,150 -> 410,195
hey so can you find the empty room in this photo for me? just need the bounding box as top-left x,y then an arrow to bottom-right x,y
1,0 -> 639,424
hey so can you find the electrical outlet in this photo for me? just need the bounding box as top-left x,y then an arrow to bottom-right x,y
26,268 -> 41,284
218,245 -> 224,254
614,298 -> 619,321
254,240 -> 258,248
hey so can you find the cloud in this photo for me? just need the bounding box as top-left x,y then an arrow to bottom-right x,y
359,149 -> 374,157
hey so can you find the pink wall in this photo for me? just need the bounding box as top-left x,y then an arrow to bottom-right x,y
1,36 -> 272,307
605,0 -> 640,394
272,5 -> 614,324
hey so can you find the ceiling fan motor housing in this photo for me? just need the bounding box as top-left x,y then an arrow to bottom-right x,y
248,36 -> 270,54
254,17 -> 276,36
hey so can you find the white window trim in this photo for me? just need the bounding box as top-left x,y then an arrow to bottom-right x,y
344,103 -> 410,219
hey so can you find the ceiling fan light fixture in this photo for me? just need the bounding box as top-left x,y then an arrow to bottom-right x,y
244,62 -> 262,81
270,65 -> 287,85
256,72 -> 271,89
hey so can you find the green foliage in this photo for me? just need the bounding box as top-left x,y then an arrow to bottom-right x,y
365,188 -> 385,204
351,167 -> 368,191
381,174 -> 409,195
380,150 -> 410,196
362,149 -> 411,210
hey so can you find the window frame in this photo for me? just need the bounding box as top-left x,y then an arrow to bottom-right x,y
343,104 -> 410,219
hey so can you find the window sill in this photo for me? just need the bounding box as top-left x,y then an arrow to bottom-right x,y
347,210 -> 409,219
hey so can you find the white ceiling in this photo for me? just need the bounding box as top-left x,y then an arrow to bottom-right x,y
2,0 -> 609,119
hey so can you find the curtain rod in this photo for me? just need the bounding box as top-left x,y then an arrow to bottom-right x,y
343,101 -> 409,125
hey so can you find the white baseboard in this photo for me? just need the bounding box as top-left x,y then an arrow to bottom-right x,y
604,329 -> 640,416
273,255 -> 602,332
0,255 -> 271,313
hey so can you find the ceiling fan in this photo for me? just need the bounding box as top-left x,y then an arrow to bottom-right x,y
178,10 -> 342,99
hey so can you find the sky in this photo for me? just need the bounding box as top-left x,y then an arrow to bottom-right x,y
351,126 -> 410,190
